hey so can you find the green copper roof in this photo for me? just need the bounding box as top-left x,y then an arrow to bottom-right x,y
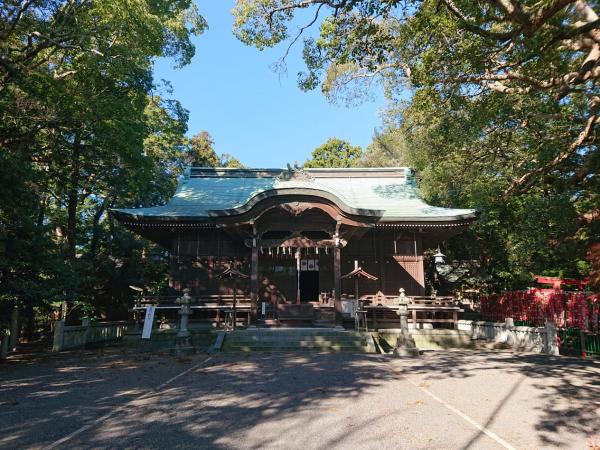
113,167 -> 476,223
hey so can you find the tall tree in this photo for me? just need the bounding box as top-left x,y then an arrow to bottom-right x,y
187,131 -> 220,167
185,131 -> 246,168
0,0 -> 206,336
304,137 -> 362,168
361,129 -> 407,168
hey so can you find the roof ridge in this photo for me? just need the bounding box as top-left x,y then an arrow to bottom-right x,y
188,167 -> 410,179
187,166 -> 410,171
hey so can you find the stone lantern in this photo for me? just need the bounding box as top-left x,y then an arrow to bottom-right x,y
171,288 -> 195,356
393,288 -> 419,357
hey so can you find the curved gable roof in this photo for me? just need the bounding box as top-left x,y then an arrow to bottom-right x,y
113,167 -> 476,223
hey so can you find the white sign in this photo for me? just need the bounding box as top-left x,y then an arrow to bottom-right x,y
300,259 -> 319,271
142,306 -> 156,339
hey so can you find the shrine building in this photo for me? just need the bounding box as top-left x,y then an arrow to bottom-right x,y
113,167 -> 476,327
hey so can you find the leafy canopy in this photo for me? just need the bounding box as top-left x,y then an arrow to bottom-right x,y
304,137 -> 363,168
0,0 -> 207,329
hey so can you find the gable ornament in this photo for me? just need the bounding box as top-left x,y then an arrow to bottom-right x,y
277,163 -> 314,182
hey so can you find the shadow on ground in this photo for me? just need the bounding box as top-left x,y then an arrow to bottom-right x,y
1,348 -> 599,449
393,350 -> 600,448
78,352 -> 397,449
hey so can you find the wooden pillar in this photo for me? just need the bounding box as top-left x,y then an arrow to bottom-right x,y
379,230 -> 386,293
232,278 -> 238,330
296,249 -> 301,304
251,242 -> 259,322
334,244 -> 342,325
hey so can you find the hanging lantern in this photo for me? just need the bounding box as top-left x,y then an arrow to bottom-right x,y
433,248 -> 446,264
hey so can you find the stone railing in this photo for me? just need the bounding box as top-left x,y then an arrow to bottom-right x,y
53,319 -> 129,352
458,318 -> 558,355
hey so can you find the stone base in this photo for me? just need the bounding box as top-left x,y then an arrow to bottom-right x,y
373,329 -> 475,351
393,346 -> 420,357
393,333 -> 420,357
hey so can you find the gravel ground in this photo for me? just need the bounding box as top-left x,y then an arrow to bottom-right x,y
1,348 -> 599,449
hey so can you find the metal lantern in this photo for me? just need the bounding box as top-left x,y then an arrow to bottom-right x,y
433,248 -> 446,264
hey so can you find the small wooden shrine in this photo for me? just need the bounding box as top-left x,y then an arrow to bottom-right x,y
113,167 -> 476,326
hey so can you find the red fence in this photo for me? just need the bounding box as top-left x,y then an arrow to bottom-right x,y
480,290 -> 600,332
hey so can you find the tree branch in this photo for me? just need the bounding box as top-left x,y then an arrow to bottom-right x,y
440,0 -> 514,41
504,96 -> 599,196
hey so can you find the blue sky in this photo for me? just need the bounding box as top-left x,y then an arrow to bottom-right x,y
152,1 -> 386,168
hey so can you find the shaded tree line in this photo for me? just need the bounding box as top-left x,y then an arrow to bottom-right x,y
0,1 -> 242,341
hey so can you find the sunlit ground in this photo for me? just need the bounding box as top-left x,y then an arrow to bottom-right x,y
1,348 -> 599,449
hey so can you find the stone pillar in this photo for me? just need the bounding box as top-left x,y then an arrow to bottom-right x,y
52,320 -> 65,352
250,238 -> 259,322
504,317 -> 515,347
333,243 -> 342,326
82,317 -> 91,346
177,290 -> 191,339
393,288 -> 419,357
544,320 -> 559,355
9,304 -> 18,352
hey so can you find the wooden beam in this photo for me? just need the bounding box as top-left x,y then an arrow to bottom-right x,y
250,222 -> 259,322
334,243 -> 342,325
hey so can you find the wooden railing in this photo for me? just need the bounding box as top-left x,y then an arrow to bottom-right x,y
139,294 -> 252,306
133,295 -> 254,329
355,293 -> 461,330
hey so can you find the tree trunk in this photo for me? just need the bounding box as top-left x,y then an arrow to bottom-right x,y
89,197 -> 109,257
66,140 -> 81,260
37,192 -> 46,229
25,299 -> 34,342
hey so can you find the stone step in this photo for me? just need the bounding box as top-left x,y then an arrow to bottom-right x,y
223,344 -> 370,352
226,335 -> 366,342
229,330 -> 366,337
226,341 -> 367,347
223,339 -> 366,344
225,340 -> 368,348
221,329 -> 371,352
239,337 -> 366,342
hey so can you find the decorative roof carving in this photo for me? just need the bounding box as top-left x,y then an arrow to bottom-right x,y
277,163 -> 314,182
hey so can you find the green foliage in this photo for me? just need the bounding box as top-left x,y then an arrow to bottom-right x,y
304,137 -> 363,168
365,90 -> 597,289
187,131 -> 220,167
220,153 -> 246,168
185,131 -> 247,168
361,129 -> 407,167
0,0 -> 207,336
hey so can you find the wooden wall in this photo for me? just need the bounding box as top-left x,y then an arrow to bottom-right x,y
167,228 -> 426,298
342,229 -> 425,296
169,230 -> 250,296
